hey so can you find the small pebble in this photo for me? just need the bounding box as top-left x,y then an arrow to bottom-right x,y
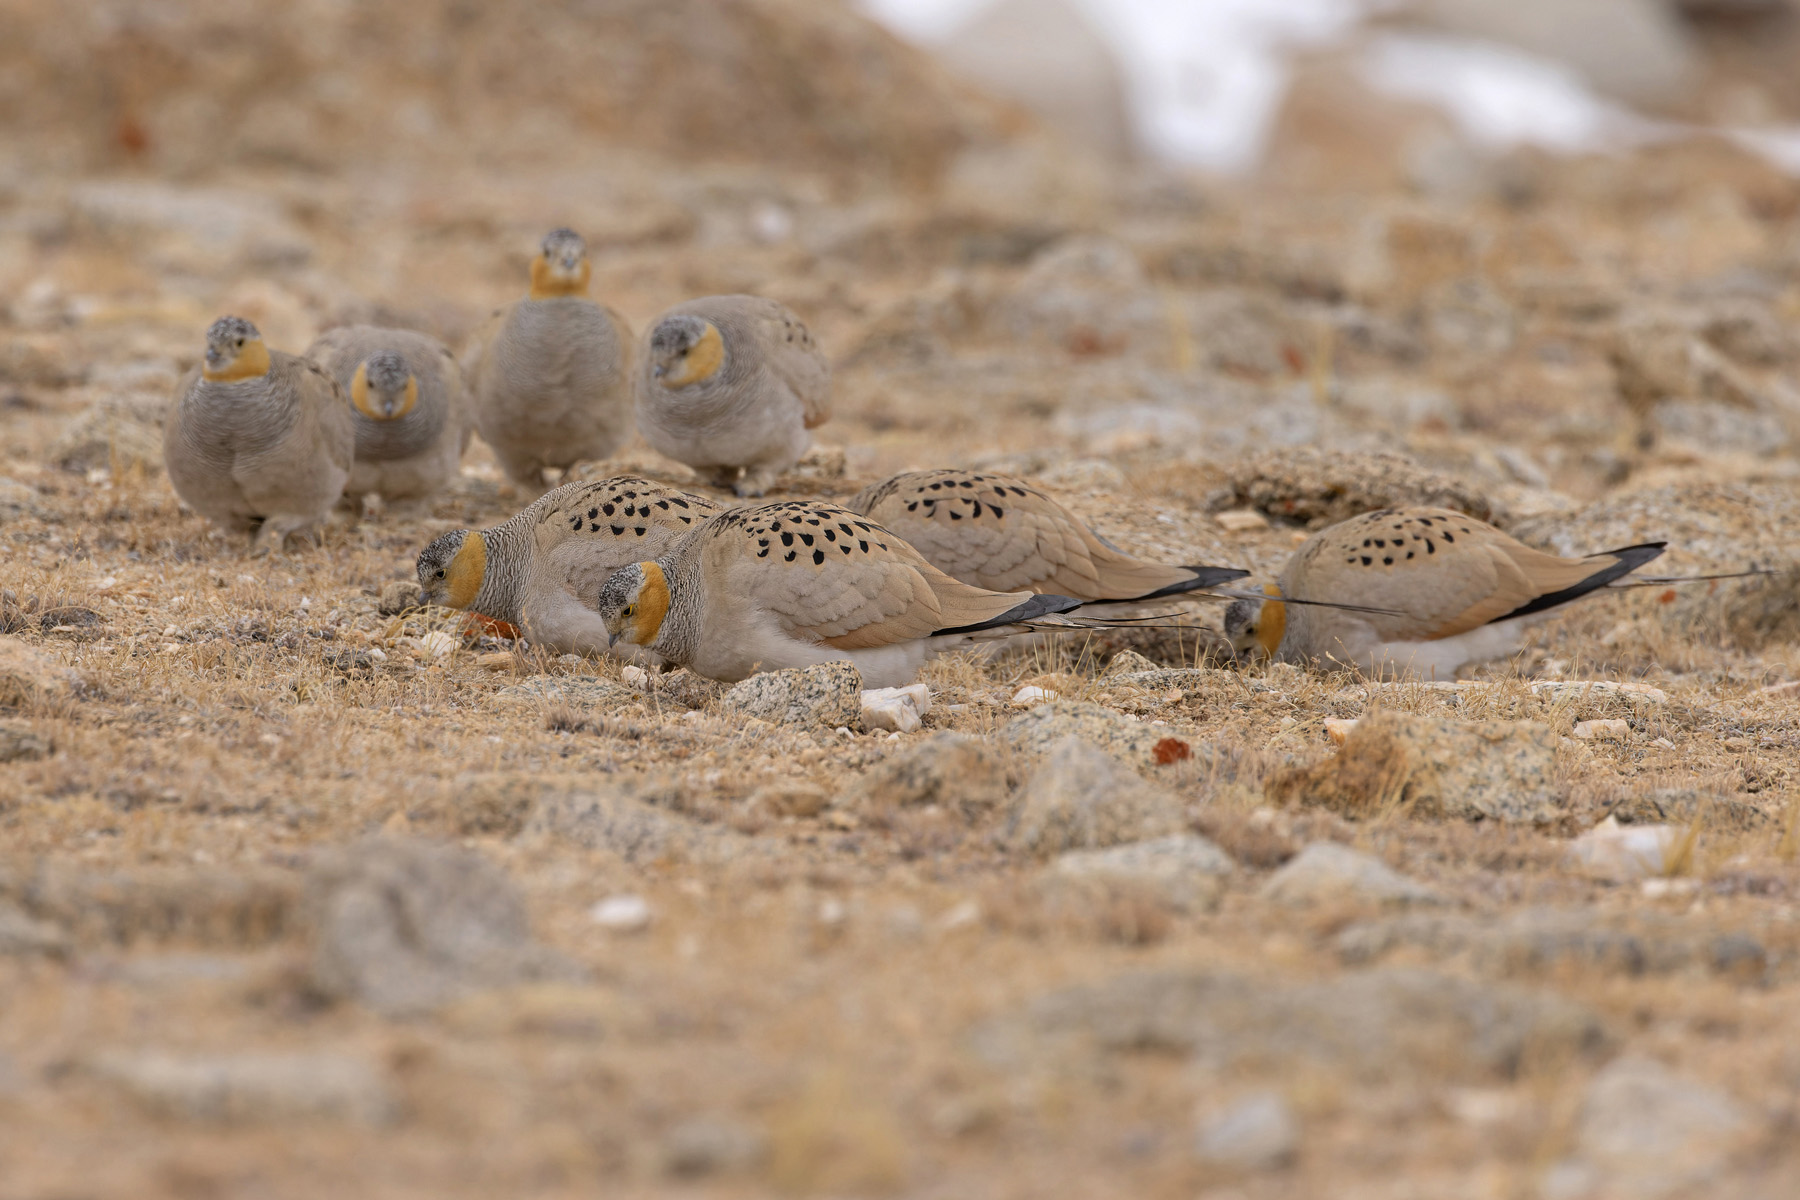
589,894 -> 652,932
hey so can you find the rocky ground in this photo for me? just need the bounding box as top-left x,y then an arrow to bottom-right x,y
5,2 -> 1800,1197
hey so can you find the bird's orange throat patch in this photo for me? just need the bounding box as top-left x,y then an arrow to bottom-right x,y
446,533 -> 487,610
201,340 -> 271,382
632,562 -> 671,645
1257,584 -> 1286,658
660,322 -> 724,388
529,256 -> 591,299
350,363 -> 418,420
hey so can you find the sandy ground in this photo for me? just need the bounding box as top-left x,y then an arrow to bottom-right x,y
4,3 -> 1800,1198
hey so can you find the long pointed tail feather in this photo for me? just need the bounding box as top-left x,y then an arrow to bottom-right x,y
1130,565 -> 1251,601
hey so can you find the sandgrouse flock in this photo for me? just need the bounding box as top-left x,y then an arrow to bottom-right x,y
161,227 -> 1734,686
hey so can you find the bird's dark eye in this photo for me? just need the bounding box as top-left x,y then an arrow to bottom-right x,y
434,569 -> 445,579
622,604 -> 636,617
234,338 -> 243,348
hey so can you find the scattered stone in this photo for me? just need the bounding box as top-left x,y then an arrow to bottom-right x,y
999,701 -> 1206,774
1336,908 -> 1768,982
1212,447 -> 1492,529
1259,842 -> 1446,908
411,630 -> 457,661
1573,719 -> 1630,741
977,967 -> 1609,1082
1266,710 -> 1561,823
89,1049 -> 398,1126
1046,834 -> 1234,914
653,669 -> 730,709
523,775 -> 750,864
1193,1091 -> 1299,1171
1101,649 -> 1159,677
589,893 -> 652,932
722,662 -> 862,728
497,675 -> 645,711
0,902 -> 67,956
0,637 -> 75,711
662,1114 -> 770,1178
1544,1057 -> 1758,1200
376,580 -> 420,615
1530,680 -> 1668,716
1103,667 -> 1254,697
305,836 -> 583,1017
47,392 -> 165,474
0,719 -> 51,762
10,864 -> 299,947
1323,717 -> 1357,744
842,732 -> 1010,819
1563,817 -> 1686,882
1010,684 -> 1058,706
748,780 -> 831,818
1005,738 -> 1187,855
860,684 -> 931,732
1213,508 -> 1269,533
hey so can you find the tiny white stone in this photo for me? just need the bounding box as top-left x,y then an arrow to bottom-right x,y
817,897 -> 847,925
938,899 -> 981,930
1573,718 -> 1630,741
1213,508 -> 1270,532
621,665 -> 651,691
589,894 -> 652,931
1011,685 -> 1058,706
415,630 -> 457,660
365,647 -> 387,662
1324,717 -> 1358,744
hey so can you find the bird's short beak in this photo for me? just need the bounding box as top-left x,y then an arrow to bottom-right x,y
205,347 -> 223,367
560,254 -> 580,272
607,631 -> 620,648
652,363 -> 666,379
382,397 -> 399,417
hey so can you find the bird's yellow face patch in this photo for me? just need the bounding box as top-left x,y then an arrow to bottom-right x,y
1256,584 -> 1286,658
445,532 -> 487,610
658,322 -> 723,389
350,363 -> 418,420
621,561 -> 670,645
529,254 -> 591,299
201,337 -> 271,382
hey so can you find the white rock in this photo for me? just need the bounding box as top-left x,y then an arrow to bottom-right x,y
1260,842 -> 1446,907
1011,685 -> 1059,706
1544,1056 -> 1756,1200
1573,718 -> 1630,741
1323,717 -> 1358,744
1563,816 -> 1685,882
1049,833 -> 1235,913
1193,1090 -> 1299,1170
589,894 -> 652,932
621,665 -> 651,691
860,684 -> 932,733
1213,508 -> 1269,532
414,630 -> 456,660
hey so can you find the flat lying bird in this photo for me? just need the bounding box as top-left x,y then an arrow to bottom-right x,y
1223,506 -> 1666,678
847,469 -> 1248,605
416,477 -> 722,657
635,295 -> 829,497
305,324 -> 469,514
464,228 -> 635,495
593,500 -> 1082,687
164,316 -> 354,554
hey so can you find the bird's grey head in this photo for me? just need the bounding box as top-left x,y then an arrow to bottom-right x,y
364,350 -> 410,396
202,315 -> 265,377
648,313 -> 724,387
1223,596 -> 1263,655
540,227 -> 587,273
416,530 -> 468,609
595,561 -> 670,648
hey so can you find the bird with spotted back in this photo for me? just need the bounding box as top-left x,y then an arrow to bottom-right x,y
847,469 -> 1248,607
635,295 -> 829,497
416,477 -> 723,659
463,229 -> 635,496
305,324 -> 471,516
164,316 -> 355,555
1223,506 -> 1666,678
593,500 -> 1083,687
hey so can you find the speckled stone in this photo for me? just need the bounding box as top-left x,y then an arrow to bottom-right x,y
721,661 -> 862,728
998,701 -> 1208,774
497,676 -> 646,711
1212,446 -> 1493,529
1259,842 -> 1446,908
0,719 -> 51,762
1006,737 -> 1187,855
1103,667 -> 1269,696
1047,833 -> 1235,913
1266,710 -> 1561,823
844,732 -> 1010,819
